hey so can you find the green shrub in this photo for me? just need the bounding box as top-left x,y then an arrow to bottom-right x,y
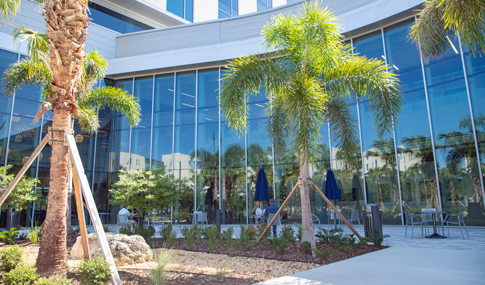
24,226 -> 42,244
166,228 -> 177,247
0,228 -> 19,245
134,226 -> 155,246
312,247 -> 336,259
34,275 -> 74,285
204,225 -> 219,250
3,264 -> 39,285
221,227 -> 233,251
256,223 -> 269,243
268,237 -> 288,254
181,226 -> 195,248
119,226 -> 131,235
301,241 -> 312,253
281,224 -> 296,242
78,256 -> 111,285
149,250 -> 173,285
293,223 -> 302,241
0,245 -> 23,273
160,224 -> 172,240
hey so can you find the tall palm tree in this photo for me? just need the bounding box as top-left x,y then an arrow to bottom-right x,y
2,2 -> 140,275
220,2 -> 402,250
410,0 -> 485,58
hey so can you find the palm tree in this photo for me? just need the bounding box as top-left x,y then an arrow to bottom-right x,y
2,3 -> 141,275
220,2 -> 402,250
410,0 -> 485,58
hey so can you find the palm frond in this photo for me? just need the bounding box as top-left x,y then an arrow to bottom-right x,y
12,26 -> 48,63
2,57 -> 52,97
79,86 -> 141,127
268,93 -> 290,156
323,56 -> 402,139
0,0 -> 21,19
324,96 -> 359,164
77,50 -> 108,100
76,107 -> 99,133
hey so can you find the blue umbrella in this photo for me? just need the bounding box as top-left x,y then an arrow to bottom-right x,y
254,167 -> 270,202
325,169 -> 341,201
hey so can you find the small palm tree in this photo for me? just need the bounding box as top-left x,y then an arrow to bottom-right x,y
2,22 -> 140,276
220,2 -> 402,251
410,0 -> 485,58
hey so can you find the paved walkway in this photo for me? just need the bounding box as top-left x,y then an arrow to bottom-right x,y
256,225 -> 485,285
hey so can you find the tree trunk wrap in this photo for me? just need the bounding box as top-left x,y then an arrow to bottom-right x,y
299,158 -> 316,253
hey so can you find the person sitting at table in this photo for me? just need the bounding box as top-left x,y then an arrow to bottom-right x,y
118,207 -> 136,229
261,198 -> 279,237
255,204 -> 264,223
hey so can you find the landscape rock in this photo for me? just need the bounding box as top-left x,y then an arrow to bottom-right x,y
93,234 -> 153,266
71,233 -> 114,259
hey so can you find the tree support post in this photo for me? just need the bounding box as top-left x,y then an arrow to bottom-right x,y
257,182 -> 299,243
66,134 -> 121,285
310,180 -> 361,239
71,160 -> 90,260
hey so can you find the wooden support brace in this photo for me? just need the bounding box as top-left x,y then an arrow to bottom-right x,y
310,180 -> 361,239
66,134 -> 121,285
0,136 -> 49,206
71,160 -> 90,260
257,183 -> 299,243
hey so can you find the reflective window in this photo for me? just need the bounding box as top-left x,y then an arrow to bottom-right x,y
88,3 -> 152,33
257,0 -> 272,11
353,30 -> 384,61
219,0 -> 238,18
167,0 -> 193,22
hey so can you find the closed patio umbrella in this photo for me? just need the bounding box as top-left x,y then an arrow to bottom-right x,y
325,169 -> 341,203
254,167 -> 270,205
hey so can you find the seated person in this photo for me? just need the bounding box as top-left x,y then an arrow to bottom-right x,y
118,207 -> 136,229
255,205 -> 264,223
262,198 -> 279,237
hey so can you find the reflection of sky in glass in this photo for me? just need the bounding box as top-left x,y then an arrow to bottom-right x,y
197,122 -> 219,157
134,76 -> 153,115
221,122 -> 244,168
154,74 -> 174,112
198,69 -> 219,108
248,118 -> 271,166
175,72 -> 196,110
384,20 -> 421,73
353,30 -> 384,61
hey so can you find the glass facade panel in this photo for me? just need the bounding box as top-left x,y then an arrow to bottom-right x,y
353,30 -> 384,61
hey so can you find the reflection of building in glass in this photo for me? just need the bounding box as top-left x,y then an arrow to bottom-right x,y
1,0 -> 484,227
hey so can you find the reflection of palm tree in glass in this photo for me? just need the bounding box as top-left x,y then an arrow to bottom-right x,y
437,115 -> 484,207
311,143 -> 331,188
401,135 -> 439,209
222,144 -> 246,220
334,145 -> 361,201
367,166 -> 387,210
367,138 -> 402,213
190,147 -> 219,210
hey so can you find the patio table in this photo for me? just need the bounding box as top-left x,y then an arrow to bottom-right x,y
249,214 -> 262,224
415,211 -> 452,239
327,210 -> 349,229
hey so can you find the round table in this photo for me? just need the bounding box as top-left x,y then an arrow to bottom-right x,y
415,211 -> 452,239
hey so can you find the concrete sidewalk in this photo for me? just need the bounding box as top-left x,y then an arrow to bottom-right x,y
256,246 -> 485,285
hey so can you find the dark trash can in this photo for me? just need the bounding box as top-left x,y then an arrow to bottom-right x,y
363,204 -> 382,239
6,210 -> 20,230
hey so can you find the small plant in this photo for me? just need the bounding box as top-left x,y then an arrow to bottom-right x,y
0,245 -> 23,273
268,237 -> 288,254
72,228 -> 80,234
119,225 -> 132,235
221,227 -> 233,251
358,237 -> 370,247
316,228 -> 343,244
236,226 -> 255,250
166,228 -> 178,247
18,233 -> 27,240
134,226 -> 155,246
160,224 -> 173,240
293,223 -> 302,240
181,226 -> 195,248
0,228 -> 19,245
368,230 -> 390,246
102,225 -> 110,232
3,264 -> 39,285
204,224 -> 219,250
256,223 -> 270,243
214,258 -> 229,281
23,226 -> 43,244
281,224 -> 296,242
149,249 -> 173,285
313,247 -> 336,259
301,241 -> 312,253
34,275 -> 74,285
296,250 -> 302,258
78,256 -> 111,285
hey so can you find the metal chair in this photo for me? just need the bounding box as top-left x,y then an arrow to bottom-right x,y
328,210 -> 342,229
347,210 -> 361,227
404,210 -> 425,238
268,213 -> 281,237
312,214 -> 320,225
117,214 -> 128,232
443,209 -> 469,239
196,212 -> 208,225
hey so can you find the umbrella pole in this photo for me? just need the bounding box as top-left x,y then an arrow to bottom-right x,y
311,181 -> 361,239
257,182 -> 299,243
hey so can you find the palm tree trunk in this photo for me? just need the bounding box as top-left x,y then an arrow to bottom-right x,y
378,182 -> 385,210
36,108 -> 71,276
299,158 -> 316,254
36,0 -> 89,276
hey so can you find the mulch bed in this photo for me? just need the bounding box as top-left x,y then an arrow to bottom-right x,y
152,237 -> 387,265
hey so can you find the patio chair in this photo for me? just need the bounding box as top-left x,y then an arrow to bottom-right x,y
443,209 -> 469,239
268,213 -> 281,237
117,214 -> 128,232
347,210 -> 361,227
404,210 -> 425,238
421,208 -> 443,235
328,210 -> 342,229
312,214 -> 320,225
196,212 -> 208,225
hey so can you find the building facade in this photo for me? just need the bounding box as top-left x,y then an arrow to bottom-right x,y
0,0 -> 484,227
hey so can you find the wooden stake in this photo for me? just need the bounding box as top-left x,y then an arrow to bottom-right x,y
310,181 -> 361,239
0,136 -> 49,206
66,135 -> 121,285
257,183 -> 299,243
71,160 -> 90,260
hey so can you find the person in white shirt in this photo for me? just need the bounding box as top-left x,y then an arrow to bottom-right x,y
255,204 -> 264,223
118,207 -> 136,229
